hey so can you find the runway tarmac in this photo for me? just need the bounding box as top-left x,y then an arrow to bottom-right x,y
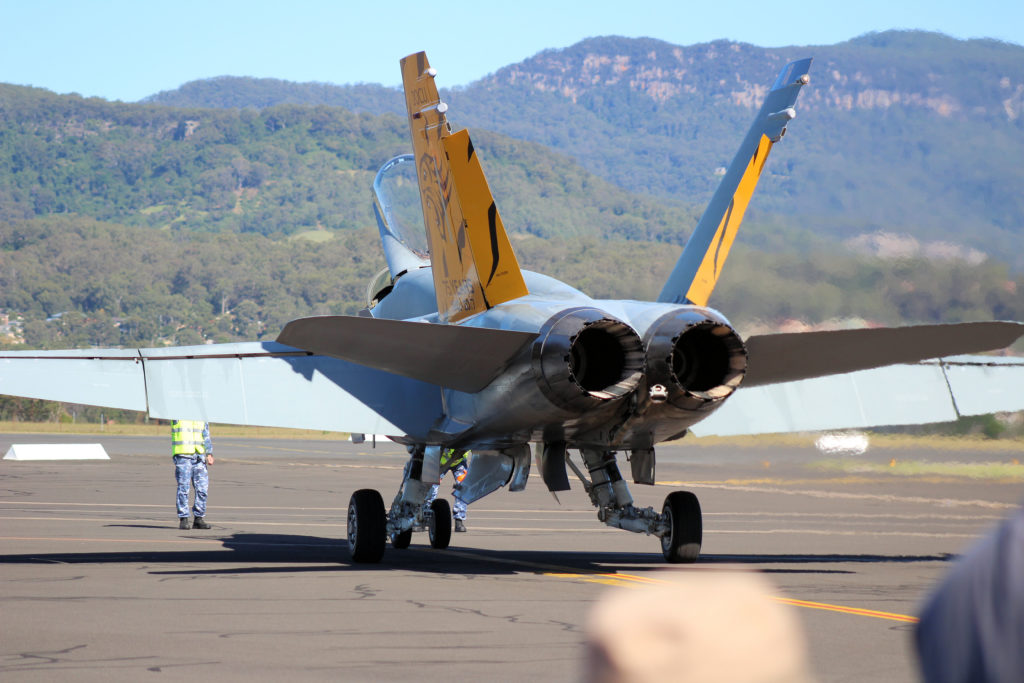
2,432 -> 1022,681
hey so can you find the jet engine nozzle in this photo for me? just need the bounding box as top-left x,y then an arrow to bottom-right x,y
645,309 -> 747,405
533,308 -> 644,411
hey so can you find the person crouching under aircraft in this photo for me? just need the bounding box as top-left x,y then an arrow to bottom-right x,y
427,448 -> 470,532
171,419 -> 214,529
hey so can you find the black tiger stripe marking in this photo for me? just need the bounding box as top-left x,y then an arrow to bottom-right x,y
485,202 -> 501,286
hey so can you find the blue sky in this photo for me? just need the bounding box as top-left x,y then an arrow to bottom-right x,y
2,0 -> 1022,102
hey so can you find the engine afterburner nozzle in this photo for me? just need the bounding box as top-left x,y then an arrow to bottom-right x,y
533,308 -> 644,411
645,309 -> 747,403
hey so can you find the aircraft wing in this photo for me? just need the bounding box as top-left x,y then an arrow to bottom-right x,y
691,354 -> 1024,436
0,342 -> 443,437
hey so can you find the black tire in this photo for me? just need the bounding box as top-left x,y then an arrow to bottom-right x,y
390,528 -> 412,549
661,490 -> 702,563
428,498 -> 452,549
347,489 -> 386,563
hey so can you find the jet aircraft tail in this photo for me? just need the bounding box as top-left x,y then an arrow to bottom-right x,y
658,58 -> 813,306
400,52 -> 528,323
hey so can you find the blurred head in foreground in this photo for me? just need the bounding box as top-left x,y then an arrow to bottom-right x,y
584,570 -> 814,683
915,503 -> 1024,682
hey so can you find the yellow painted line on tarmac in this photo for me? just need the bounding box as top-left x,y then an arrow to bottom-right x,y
774,597 -> 919,623
546,570 -> 920,623
435,549 -> 918,623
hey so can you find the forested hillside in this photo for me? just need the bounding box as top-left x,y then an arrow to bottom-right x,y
0,83 -> 700,242
148,31 -> 1024,266
1,217 -> 1019,353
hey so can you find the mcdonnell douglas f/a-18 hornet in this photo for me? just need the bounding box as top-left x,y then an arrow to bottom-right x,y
2,53 -> 1023,563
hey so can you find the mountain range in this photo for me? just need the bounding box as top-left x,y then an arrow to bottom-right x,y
145,30 -> 1024,267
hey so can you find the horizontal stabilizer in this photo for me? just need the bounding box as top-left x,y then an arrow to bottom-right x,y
743,321 -> 1024,387
277,315 -> 537,393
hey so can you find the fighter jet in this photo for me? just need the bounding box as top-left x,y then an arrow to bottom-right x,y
1,53 -> 1021,564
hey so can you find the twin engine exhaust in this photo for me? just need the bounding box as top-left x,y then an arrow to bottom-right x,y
644,309 -> 747,407
533,307 -> 747,411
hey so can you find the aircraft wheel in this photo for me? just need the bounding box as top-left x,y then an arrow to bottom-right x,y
390,528 -> 412,549
661,490 -> 702,563
428,498 -> 452,549
347,489 -> 386,563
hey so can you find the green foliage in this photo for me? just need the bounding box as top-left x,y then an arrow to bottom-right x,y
0,216 -> 384,347
147,32 -> 1023,266
450,32 -> 1024,266
0,86 -> 409,236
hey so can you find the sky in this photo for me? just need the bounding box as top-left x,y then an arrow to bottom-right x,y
2,0 -> 1022,102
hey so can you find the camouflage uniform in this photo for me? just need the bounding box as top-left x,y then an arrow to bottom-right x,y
172,421 -> 212,519
427,448 -> 469,520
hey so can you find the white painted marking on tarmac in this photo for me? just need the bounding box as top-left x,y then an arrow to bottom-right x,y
709,529 -> 977,538
704,511 -> 1002,520
0,516 -> 980,538
669,482 -> 1018,510
0,501 -> 348,511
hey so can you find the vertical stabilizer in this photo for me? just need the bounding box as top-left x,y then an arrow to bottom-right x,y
657,58 -> 812,306
400,52 -> 528,322
442,129 -> 528,309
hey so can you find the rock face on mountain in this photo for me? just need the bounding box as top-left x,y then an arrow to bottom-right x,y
480,33 -> 1023,121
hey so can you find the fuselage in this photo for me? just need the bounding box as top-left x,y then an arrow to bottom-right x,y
369,265 -> 747,450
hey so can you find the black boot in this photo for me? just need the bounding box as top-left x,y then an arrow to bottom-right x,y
179,518 -> 190,530
454,519 -> 467,532
192,517 -> 211,529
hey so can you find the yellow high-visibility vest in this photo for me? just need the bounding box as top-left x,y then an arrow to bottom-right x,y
440,448 -> 467,469
171,420 -> 206,456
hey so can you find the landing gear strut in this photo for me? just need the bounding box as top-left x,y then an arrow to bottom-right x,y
347,446 -> 458,563
567,448 -> 703,563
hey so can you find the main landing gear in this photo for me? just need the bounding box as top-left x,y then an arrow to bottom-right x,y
347,446 -> 452,564
661,490 -> 702,563
346,444 -> 703,564
568,448 -> 703,563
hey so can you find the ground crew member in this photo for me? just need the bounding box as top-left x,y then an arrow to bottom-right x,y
172,419 -> 213,529
428,448 -> 470,532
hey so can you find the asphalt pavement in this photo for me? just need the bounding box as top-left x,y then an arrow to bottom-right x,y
2,432 -> 1022,681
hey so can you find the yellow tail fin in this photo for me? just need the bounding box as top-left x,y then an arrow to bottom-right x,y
400,52 -> 528,322
657,58 -> 812,307
442,130 -> 528,309
684,134 -> 773,306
